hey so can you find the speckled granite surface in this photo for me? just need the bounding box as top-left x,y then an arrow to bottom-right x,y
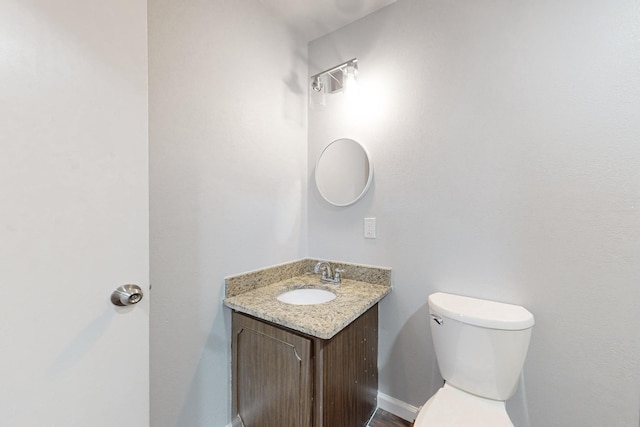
223,259 -> 391,339
225,258 -> 391,297
225,259 -> 310,298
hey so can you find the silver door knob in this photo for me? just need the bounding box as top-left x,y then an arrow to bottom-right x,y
111,284 -> 143,306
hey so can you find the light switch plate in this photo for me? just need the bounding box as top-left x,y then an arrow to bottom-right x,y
364,217 -> 376,239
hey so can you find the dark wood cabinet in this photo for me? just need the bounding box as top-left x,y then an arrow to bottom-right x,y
232,312 -> 313,426
232,304 -> 378,427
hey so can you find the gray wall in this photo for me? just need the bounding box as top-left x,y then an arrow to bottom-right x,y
308,0 -> 640,426
148,1 -> 308,425
149,0 -> 640,425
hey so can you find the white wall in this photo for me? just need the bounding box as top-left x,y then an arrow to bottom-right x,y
309,0 -> 640,426
148,1 -> 308,426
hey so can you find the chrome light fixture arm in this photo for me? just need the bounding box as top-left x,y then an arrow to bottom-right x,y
310,58 -> 358,94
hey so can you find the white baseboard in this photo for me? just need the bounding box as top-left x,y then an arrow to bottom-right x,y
377,391 -> 421,422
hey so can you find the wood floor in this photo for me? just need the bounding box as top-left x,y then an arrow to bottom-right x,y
369,408 -> 414,427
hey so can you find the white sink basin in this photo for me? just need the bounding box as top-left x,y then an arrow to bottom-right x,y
277,288 -> 336,305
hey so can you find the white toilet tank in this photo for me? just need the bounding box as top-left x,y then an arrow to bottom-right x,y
428,292 -> 535,401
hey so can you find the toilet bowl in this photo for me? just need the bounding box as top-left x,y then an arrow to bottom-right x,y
414,383 -> 513,426
414,292 -> 535,427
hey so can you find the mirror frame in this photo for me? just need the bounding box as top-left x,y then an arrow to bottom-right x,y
314,138 -> 374,207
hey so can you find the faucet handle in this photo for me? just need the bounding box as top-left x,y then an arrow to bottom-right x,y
314,261 -> 326,274
334,268 -> 345,277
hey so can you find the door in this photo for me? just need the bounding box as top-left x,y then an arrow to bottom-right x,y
0,1 -> 149,426
232,313 -> 313,427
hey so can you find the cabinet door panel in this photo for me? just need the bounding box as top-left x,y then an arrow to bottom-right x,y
232,313 -> 313,427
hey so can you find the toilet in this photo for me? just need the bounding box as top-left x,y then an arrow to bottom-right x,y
414,292 -> 535,426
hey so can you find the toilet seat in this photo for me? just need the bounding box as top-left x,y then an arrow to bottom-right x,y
414,383 -> 514,427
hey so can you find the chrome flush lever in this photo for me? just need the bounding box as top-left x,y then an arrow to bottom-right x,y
431,314 -> 443,325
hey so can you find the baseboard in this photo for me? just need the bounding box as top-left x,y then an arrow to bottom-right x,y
376,391 -> 421,422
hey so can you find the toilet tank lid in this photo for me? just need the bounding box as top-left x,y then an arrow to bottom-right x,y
428,292 -> 535,330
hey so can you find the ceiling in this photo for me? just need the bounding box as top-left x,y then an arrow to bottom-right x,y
259,0 -> 397,42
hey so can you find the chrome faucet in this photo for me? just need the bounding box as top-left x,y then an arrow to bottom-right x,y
314,261 -> 344,285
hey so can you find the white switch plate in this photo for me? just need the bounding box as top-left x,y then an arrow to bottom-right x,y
364,217 -> 376,239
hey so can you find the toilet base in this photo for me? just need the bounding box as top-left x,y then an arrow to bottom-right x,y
414,383 -> 514,427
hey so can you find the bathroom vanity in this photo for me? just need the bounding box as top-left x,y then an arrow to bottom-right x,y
232,305 -> 378,426
223,259 -> 391,427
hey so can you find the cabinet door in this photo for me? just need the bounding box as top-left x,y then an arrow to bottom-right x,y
232,312 -> 313,427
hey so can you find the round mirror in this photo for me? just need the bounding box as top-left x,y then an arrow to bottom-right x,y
315,138 -> 373,207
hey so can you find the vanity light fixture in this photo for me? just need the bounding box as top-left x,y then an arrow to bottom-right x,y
309,58 -> 358,105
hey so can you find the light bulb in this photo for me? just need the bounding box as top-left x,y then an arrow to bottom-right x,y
343,64 -> 358,97
310,76 -> 326,110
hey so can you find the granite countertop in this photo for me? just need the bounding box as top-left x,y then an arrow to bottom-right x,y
223,259 -> 391,339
